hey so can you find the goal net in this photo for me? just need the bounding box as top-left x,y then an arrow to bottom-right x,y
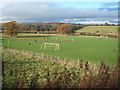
41,43 -> 59,50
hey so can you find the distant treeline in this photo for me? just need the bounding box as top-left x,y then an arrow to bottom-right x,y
16,23 -> 85,33
0,22 -> 118,33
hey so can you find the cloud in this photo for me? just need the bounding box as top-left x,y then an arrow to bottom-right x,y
101,2 -> 118,7
57,18 -> 118,25
1,2 -> 118,24
72,21 -> 117,25
0,0 -> 120,2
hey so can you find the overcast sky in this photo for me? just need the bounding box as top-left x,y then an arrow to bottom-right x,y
0,1 -> 119,24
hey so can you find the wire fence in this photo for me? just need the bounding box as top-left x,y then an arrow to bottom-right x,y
2,47 -> 100,71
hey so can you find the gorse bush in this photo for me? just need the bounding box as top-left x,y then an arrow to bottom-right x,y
2,49 -> 120,88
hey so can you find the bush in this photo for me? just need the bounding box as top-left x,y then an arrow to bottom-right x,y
3,21 -> 18,36
56,24 -> 74,35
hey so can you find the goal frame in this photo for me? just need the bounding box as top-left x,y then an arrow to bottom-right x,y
41,43 -> 59,50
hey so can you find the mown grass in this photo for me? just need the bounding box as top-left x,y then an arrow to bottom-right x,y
2,34 -> 118,66
76,26 -> 118,33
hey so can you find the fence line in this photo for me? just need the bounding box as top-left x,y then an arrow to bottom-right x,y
2,47 -> 98,70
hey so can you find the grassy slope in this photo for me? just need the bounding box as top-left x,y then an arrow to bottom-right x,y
76,26 -> 118,33
2,35 -> 118,66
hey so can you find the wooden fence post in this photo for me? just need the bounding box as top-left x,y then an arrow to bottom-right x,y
78,59 -> 80,66
94,64 -> 96,70
51,56 -> 52,60
42,53 -> 44,59
64,58 -> 67,65
57,57 -> 59,61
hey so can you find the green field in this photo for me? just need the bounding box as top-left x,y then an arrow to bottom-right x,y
76,26 -> 118,33
2,34 -> 118,66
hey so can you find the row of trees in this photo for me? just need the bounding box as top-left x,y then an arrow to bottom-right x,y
2,21 -> 84,36
18,23 -> 83,32
17,23 -> 62,32
2,21 -> 119,36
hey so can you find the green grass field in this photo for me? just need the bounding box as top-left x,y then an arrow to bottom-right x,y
2,34 -> 118,66
76,26 -> 118,33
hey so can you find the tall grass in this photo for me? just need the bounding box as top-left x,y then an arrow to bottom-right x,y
2,48 -> 119,88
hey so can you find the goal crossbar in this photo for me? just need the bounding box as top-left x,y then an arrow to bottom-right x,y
41,43 -> 59,50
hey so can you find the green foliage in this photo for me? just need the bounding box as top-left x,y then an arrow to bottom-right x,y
17,23 -> 84,33
104,22 -> 110,26
18,23 -> 62,33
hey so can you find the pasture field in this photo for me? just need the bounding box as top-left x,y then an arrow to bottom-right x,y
2,34 -> 118,66
76,26 -> 118,33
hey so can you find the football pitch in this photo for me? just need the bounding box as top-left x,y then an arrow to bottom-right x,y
2,35 -> 118,66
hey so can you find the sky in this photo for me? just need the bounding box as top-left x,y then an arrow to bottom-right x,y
0,1 -> 119,24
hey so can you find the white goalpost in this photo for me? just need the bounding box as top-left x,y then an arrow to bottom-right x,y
99,35 -> 108,39
41,43 -> 59,50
